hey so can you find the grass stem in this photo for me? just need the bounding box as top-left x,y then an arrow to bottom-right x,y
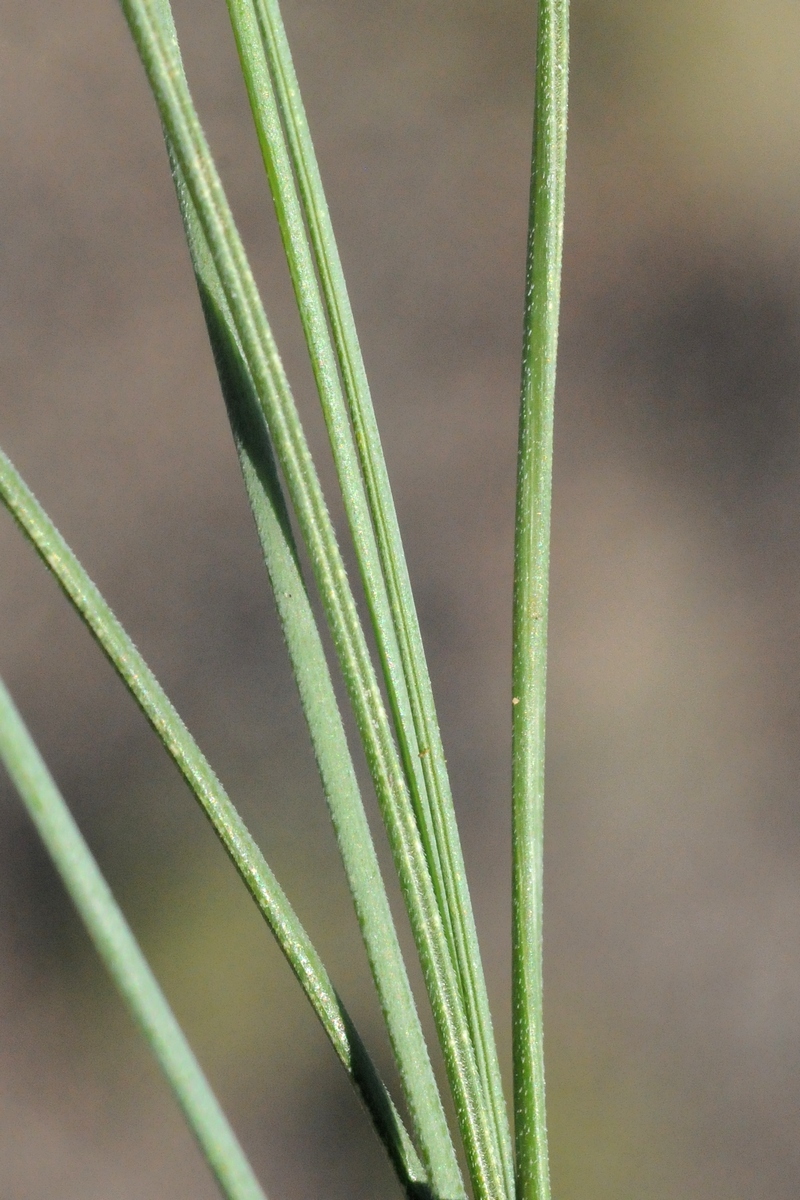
118,3 -> 510,1194
512,4 -> 569,1200
229,5 -> 516,1191
0,447 -> 425,1195
167,137 -> 461,1197
0,676 -> 268,1200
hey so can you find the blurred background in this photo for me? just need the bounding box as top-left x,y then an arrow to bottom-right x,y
2,1 -> 800,1196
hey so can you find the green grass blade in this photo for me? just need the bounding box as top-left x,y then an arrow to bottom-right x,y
0,448 -> 425,1196
167,142 -> 463,1199
222,0 -> 430,823
512,4 -> 569,1200
223,4 -> 514,1192
0,675 -> 268,1200
116,6 -> 503,1196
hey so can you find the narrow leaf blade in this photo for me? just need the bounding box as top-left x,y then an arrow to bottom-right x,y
0,675 -> 268,1200
116,6 -> 504,1196
168,139 -> 460,1198
0,447 -> 424,1193
512,4 -> 569,1200
226,2 -> 513,1190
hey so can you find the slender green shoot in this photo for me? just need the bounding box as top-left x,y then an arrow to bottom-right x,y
118,4 -> 507,1195
151,2 -> 458,1185
0,448 -> 425,1197
0,676 -> 268,1200
222,0 -> 433,893
1,0 -> 570,1194
223,6 -> 514,1193
512,4 -> 569,1200
167,141 -> 463,1198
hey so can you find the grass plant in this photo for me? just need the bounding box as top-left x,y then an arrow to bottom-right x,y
0,3 -> 569,1199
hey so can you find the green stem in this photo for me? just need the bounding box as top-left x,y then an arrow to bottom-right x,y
117,4 -> 506,1196
0,676 -> 268,1200
226,3 -> 512,1191
258,0 -> 514,1184
167,140 -> 459,1198
512,4 -> 569,1200
0,448 -> 425,1195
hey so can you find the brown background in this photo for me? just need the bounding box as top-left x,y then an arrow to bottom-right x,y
2,1 -> 800,1197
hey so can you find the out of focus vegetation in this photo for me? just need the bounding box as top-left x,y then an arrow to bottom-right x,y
1,1 -> 799,1196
